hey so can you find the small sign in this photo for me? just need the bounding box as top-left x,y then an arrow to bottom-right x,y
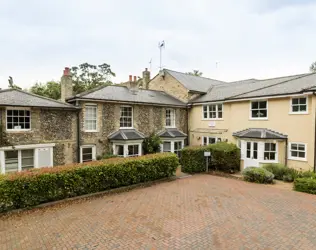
209,121 -> 216,127
204,151 -> 211,157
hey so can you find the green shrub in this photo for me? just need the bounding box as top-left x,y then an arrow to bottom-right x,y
283,173 -> 294,182
299,171 -> 316,178
262,163 -> 288,180
242,167 -> 274,184
97,154 -> 119,160
180,142 -> 240,173
294,177 -> 316,194
0,153 -> 179,212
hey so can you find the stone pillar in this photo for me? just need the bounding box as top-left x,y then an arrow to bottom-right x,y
61,67 -> 73,102
142,68 -> 151,89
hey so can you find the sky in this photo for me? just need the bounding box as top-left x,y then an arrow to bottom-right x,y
0,0 -> 316,89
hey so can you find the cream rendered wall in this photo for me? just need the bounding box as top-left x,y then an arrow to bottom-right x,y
189,95 -> 316,171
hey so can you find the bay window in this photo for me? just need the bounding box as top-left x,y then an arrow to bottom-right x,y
264,143 -> 276,161
113,142 -> 141,157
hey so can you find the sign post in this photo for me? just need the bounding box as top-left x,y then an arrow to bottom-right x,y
204,151 -> 211,172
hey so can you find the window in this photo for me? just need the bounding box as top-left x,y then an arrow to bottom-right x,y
7,109 -> 30,130
246,142 -> 251,158
80,146 -> 96,163
251,101 -> 267,119
163,142 -> 171,152
115,145 -> 124,157
289,143 -> 307,161
202,136 -> 220,145
128,145 -> 139,157
4,149 -> 34,173
84,105 -> 97,131
264,143 -> 276,161
291,97 -> 307,113
165,109 -> 175,127
120,106 -> 133,128
202,104 -> 223,119
174,141 -> 182,157
253,142 -> 258,159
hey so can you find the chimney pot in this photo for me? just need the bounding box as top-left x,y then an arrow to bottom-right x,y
63,67 -> 70,76
129,75 -> 132,82
134,76 -> 137,82
145,68 -> 148,71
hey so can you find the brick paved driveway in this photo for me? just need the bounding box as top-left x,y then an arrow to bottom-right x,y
1,175 -> 316,250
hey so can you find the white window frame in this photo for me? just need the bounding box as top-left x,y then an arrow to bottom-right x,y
263,142 -> 278,163
120,106 -> 133,129
112,141 -> 142,157
160,139 -> 185,155
0,143 -> 55,174
202,136 -> 221,146
80,145 -> 96,163
6,107 -> 31,131
289,97 -> 308,115
84,104 -> 97,132
249,100 -> 268,120
202,103 -> 223,120
288,142 -> 307,161
165,108 -> 176,128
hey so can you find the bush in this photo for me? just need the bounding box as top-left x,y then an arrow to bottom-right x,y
142,133 -> 162,154
0,153 -> 179,212
294,177 -> 316,194
262,163 -> 288,180
242,167 -> 274,184
180,142 -> 240,173
97,154 -> 119,160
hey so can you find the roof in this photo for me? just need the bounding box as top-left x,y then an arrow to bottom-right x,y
164,69 -> 226,93
157,128 -> 187,138
0,89 -> 78,109
68,85 -> 186,107
108,129 -> 145,141
233,128 -> 287,139
191,73 -> 315,103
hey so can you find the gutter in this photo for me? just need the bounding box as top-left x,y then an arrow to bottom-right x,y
76,100 -> 81,163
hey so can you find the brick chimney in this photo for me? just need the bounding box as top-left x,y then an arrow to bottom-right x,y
60,67 -> 73,102
142,68 -> 151,89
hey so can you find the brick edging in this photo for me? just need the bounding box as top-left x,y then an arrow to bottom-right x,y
0,176 -> 177,217
206,171 -> 243,180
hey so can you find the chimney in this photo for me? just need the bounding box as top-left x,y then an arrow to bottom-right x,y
142,68 -> 151,89
61,67 -> 73,102
129,75 -> 132,82
133,76 -> 137,82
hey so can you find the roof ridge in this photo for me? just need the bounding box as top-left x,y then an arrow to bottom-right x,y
227,73 -> 312,100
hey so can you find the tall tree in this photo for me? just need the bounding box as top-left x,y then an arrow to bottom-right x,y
310,62 -> 316,72
186,70 -> 203,77
30,62 -> 115,99
8,76 -> 22,90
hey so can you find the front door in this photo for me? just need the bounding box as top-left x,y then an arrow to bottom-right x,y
244,141 -> 259,168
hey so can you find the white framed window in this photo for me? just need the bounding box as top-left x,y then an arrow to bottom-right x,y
80,145 -> 96,163
165,109 -> 175,127
202,104 -> 223,120
162,142 -> 171,152
4,149 -> 34,173
161,140 -> 184,156
6,109 -> 31,131
202,136 -> 221,146
290,97 -> 308,114
113,142 -> 142,158
174,141 -> 183,157
264,143 -> 276,161
250,101 -> 268,119
120,106 -> 133,128
84,104 -> 97,132
289,143 -> 307,161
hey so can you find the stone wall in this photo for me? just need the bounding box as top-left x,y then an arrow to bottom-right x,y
79,102 -> 187,158
0,107 -> 78,165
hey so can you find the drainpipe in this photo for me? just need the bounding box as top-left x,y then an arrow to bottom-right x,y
186,105 -> 190,146
285,138 -> 288,167
76,100 -> 81,163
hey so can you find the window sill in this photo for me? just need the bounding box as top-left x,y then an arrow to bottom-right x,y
6,129 -> 31,133
249,118 -> 268,121
165,126 -> 176,128
288,157 -> 307,162
84,130 -> 98,133
201,118 -> 224,121
288,112 -> 309,115
119,127 -> 134,129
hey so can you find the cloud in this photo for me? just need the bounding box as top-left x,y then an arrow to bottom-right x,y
0,0 -> 316,89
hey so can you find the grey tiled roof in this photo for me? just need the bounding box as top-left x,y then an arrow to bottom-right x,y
157,128 -> 187,138
108,129 -> 145,141
191,73 -> 313,103
165,69 -> 226,93
69,85 -> 186,107
233,128 -> 287,139
0,89 -> 77,109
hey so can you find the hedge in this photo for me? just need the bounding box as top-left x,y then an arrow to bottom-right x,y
242,167 -> 274,184
0,153 -> 179,212
294,177 -> 316,194
180,142 -> 240,173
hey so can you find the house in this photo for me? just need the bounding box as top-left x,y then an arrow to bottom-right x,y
65,68 -> 188,161
147,69 -> 316,171
0,71 -> 79,174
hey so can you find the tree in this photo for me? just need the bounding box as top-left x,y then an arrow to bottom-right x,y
310,62 -> 316,72
186,70 -> 203,77
8,76 -> 22,90
30,62 -> 115,99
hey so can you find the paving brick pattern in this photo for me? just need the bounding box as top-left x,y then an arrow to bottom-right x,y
1,175 -> 316,249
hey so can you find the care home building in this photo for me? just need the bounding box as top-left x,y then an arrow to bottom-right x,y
148,69 -> 316,171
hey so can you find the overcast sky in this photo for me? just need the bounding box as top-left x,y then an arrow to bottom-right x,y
1,0 -> 316,89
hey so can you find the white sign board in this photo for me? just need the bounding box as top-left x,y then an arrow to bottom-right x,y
209,121 -> 216,127
204,151 -> 211,157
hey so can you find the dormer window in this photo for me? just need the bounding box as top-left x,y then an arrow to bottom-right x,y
6,109 -> 31,131
120,106 -> 133,128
